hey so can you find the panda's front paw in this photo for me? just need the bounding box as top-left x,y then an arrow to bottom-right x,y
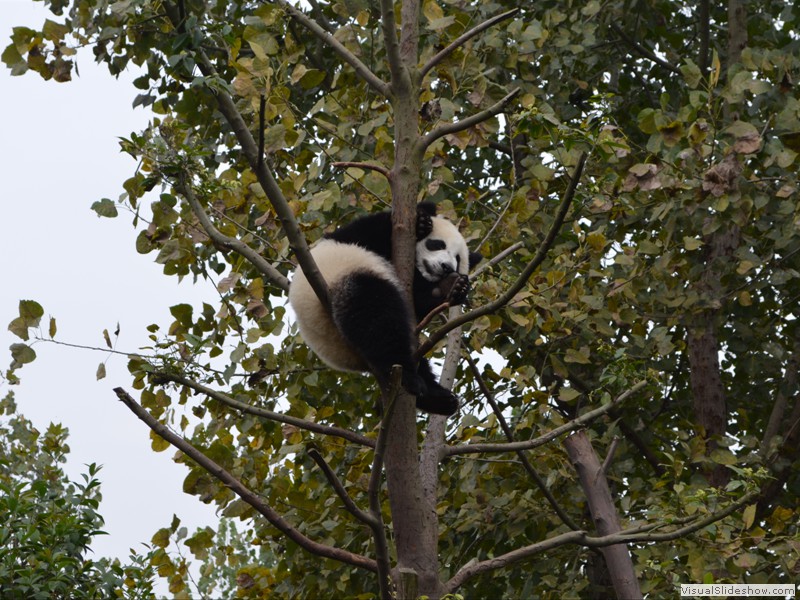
447,274 -> 471,306
416,210 -> 433,241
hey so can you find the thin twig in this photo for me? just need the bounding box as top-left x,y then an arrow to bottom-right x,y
420,8 -> 520,79
155,372 -> 375,447
113,387 -> 378,573
415,301 -> 451,334
471,241 -> 524,279
275,0 -> 391,98
332,161 -> 392,180
465,354 -> 581,531
421,88 -> 521,151
176,174 -> 290,291
307,448 -> 376,525
599,438 -> 620,478
445,379 -> 647,456
609,22 -> 681,75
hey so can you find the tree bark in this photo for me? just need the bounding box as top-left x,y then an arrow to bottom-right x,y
563,431 -> 642,600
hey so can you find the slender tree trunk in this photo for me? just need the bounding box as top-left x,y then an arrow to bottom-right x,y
686,0 -> 748,488
381,1 -> 442,596
564,431 -> 642,599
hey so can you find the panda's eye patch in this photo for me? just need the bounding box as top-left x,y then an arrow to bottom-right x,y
425,239 -> 446,251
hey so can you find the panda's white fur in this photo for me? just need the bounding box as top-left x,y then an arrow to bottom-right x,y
288,238 -> 400,372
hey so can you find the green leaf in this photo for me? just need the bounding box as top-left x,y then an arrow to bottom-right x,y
151,527 -> 171,548
150,430 -> 170,452
680,59 -> 702,89
42,19 -> 69,42
91,198 -> 118,218
10,343 -> 36,366
8,300 -> 44,340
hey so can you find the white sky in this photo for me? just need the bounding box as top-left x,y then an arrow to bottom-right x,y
1,0 -> 218,566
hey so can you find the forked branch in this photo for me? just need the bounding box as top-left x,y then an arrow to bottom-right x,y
113,387 -> 378,573
163,0 -> 329,308
418,153 -> 586,356
465,354 -> 580,531
176,174 -> 289,291
275,0 -> 391,98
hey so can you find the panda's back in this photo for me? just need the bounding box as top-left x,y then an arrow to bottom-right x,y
288,239 -> 401,372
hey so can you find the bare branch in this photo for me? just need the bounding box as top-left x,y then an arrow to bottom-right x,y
445,379 -> 646,456
190,48 -> 331,311
465,354 -> 581,531
419,153 -> 586,355
176,174 -> 289,292
155,372 -> 375,448
378,0 -> 404,88
421,88 -> 521,151
471,241 -> 524,279
332,161 -> 392,180
444,488 -> 759,593
275,0 -> 391,98
113,387 -> 378,573
609,22 -> 681,75
308,448 -> 376,525
420,9 -> 520,79
161,0 -> 328,307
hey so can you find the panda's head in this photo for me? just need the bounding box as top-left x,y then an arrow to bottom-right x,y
416,216 -> 473,282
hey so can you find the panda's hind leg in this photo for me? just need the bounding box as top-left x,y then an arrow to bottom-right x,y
415,359 -> 459,416
330,272 -> 421,395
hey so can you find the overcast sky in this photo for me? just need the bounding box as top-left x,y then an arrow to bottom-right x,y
1,0 -> 219,565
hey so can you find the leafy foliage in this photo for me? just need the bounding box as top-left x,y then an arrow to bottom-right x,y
0,393 -> 157,599
5,0 -> 800,597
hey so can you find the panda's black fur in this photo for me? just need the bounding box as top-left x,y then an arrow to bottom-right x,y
288,202 -> 481,416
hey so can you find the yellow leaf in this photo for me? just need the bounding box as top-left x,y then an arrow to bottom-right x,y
683,236 -> 703,251
742,503 -> 756,529
710,49 -> 721,88
737,260 -> 755,275
423,0 -> 444,22
150,429 -> 171,452
738,291 -> 752,306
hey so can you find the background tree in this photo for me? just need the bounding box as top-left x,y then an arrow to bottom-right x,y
4,0 -> 800,598
0,389 -> 157,598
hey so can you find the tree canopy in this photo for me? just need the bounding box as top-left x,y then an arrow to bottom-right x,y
4,0 -> 800,597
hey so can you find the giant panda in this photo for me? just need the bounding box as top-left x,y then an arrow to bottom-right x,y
288,202 -> 482,416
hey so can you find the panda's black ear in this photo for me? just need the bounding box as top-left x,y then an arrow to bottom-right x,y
468,251 -> 483,270
417,201 -> 437,216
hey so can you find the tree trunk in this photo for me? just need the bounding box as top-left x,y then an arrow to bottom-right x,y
564,431 -> 642,600
382,2 -> 440,596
